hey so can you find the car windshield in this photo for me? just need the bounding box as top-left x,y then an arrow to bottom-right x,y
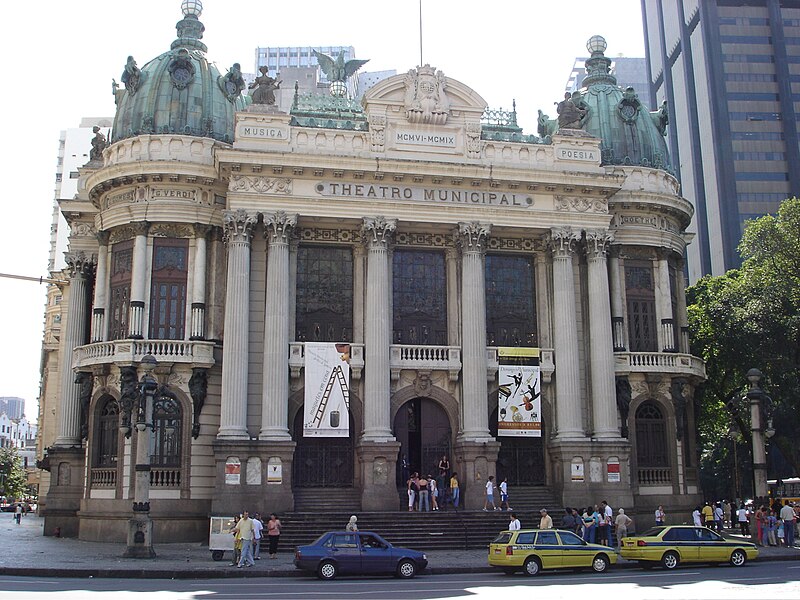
312,533 -> 330,546
492,532 -> 513,544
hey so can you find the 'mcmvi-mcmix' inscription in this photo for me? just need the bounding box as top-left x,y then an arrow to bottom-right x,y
315,182 -> 533,207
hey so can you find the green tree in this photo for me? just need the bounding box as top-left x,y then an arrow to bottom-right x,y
0,446 -> 28,500
688,198 -> 800,499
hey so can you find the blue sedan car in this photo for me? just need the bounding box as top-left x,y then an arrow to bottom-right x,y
294,531 -> 428,580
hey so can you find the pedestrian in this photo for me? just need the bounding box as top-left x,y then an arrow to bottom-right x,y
438,454 -> 450,480
598,500 -> 612,546
714,502 -> 724,532
539,508 -> 553,529
450,472 -> 460,508
702,502 -> 715,528
724,500 -> 733,528
230,515 -> 243,566
418,474 -> 430,512
755,505 -> 765,546
655,505 -> 666,526
509,512 -> 521,531
407,473 -> 417,512
767,509 -> 778,546
780,500 -> 796,547
252,512 -> 264,560
737,503 -> 749,536
483,476 -> 498,511
346,515 -> 358,531
233,510 -> 255,568
615,508 -> 632,550
561,507 -> 577,531
499,477 -> 512,511
582,506 -> 597,543
571,507 -> 583,535
429,475 -> 439,511
692,506 -> 702,527
14,503 -> 22,525
267,513 -> 282,558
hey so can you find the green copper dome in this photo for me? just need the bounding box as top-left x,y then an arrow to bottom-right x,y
111,1 -> 247,144
574,36 -> 672,172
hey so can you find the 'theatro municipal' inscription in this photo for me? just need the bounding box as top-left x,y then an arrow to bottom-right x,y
315,182 -> 533,208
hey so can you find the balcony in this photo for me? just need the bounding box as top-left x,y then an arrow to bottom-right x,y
486,348 -> 555,383
390,345 -> 461,381
89,467 -> 117,488
614,352 -> 705,379
289,343 -> 364,379
74,339 -> 216,370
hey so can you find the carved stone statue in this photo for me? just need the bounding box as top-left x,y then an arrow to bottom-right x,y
556,92 -> 586,130
571,91 -> 591,127
248,66 -> 281,105
615,377 -> 632,438
537,109 -> 558,139
75,371 -> 94,440
89,126 -> 106,162
671,378 -> 687,441
189,367 -> 208,439
312,49 -> 369,82
121,56 -> 141,95
404,65 -> 450,125
118,366 -> 139,437
219,62 -> 246,102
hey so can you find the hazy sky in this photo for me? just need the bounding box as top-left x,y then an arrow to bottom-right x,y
0,0 -> 645,421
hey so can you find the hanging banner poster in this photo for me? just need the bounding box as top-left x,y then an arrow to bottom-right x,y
497,347 -> 541,437
304,342 -> 351,437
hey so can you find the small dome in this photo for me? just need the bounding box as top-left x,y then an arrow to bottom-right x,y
574,36 -> 672,172
111,1 -> 247,144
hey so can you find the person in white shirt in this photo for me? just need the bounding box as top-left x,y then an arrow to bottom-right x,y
499,477 -> 512,511
692,506 -> 702,527
655,505 -> 666,526
483,476 -> 498,511
508,512 -> 521,531
252,512 -> 264,560
779,501 -> 796,547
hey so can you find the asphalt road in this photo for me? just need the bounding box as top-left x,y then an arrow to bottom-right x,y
0,561 -> 798,599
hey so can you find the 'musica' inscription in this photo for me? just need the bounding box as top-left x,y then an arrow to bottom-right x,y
554,145 -> 598,162
315,182 -> 533,207
395,131 -> 456,148
238,125 -> 289,140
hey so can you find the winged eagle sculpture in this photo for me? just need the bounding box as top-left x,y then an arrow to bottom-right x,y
312,49 -> 369,82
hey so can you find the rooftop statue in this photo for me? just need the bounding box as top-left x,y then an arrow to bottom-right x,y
219,62 -> 246,102
556,92 -> 586,130
121,56 -> 141,95
312,49 -> 369,82
249,66 -> 281,105
89,126 -> 106,162
652,100 -> 669,136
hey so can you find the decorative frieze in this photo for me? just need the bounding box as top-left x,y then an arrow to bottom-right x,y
297,228 -> 357,243
486,237 -> 537,252
614,212 -> 680,234
555,195 -> 608,213
230,175 -> 292,195
394,232 -> 449,248
70,222 -> 98,238
150,223 -> 194,238
369,114 -> 387,152
466,122 -> 482,159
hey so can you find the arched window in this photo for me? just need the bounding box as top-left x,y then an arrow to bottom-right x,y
635,401 -> 669,467
95,397 -> 119,467
150,395 -> 182,467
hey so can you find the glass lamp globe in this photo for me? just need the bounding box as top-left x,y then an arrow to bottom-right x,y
330,80 -> 347,98
181,0 -> 203,17
586,35 -> 607,54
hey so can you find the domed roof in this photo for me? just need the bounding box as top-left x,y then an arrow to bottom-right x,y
573,36 -> 672,172
111,1 -> 247,144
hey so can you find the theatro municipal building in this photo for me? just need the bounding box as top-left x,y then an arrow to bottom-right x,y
40,1 -> 705,542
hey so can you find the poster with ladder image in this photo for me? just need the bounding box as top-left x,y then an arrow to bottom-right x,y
303,342 -> 351,437
497,347 -> 541,437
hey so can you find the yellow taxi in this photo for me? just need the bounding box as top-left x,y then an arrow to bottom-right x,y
620,525 -> 759,569
488,529 -> 617,576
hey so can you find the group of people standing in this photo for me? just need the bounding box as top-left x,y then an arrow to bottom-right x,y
405,455 -> 459,511
229,511 -> 282,567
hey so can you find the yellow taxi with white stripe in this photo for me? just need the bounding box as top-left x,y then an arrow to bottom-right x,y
488,529 -> 617,576
620,525 -> 758,569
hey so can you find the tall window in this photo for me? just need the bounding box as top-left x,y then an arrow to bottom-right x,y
485,254 -> 537,347
295,246 -> 353,342
635,401 -> 669,468
392,250 -> 447,345
625,261 -> 657,352
109,240 -> 133,340
150,394 -> 182,467
149,238 -> 188,340
94,397 -> 119,467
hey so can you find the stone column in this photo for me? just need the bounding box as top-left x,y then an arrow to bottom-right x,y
446,247 -> 460,346
190,224 -> 210,340
127,222 -> 149,339
260,211 -> 298,441
90,232 -> 110,343
548,227 -> 584,440
586,230 -> 619,439
457,222 -> 492,442
288,237 -> 299,343
656,249 -> 675,351
608,246 -> 626,351
675,259 -> 689,353
218,209 -> 257,440
54,251 -> 95,446
361,216 -> 396,442
352,244 -> 366,344
534,248 -> 552,348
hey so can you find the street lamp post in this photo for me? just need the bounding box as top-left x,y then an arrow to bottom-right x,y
746,368 -> 773,502
122,354 -> 158,558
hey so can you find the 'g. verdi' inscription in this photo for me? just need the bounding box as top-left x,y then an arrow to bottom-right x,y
315,182 -> 533,208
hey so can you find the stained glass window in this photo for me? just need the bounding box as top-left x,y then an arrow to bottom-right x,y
485,254 -> 537,347
392,250 -> 447,345
296,246 -> 353,342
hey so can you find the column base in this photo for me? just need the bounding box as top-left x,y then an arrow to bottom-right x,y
41,446 -> 86,538
123,514 -> 157,558
453,439 -> 501,511
215,427 -> 250,440
258,428 -> 292,441
356,440 -> 401,511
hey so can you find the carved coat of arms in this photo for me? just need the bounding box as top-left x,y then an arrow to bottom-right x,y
404,65 -> 450,125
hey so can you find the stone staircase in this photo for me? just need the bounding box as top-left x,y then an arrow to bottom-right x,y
292,487 -> 362,512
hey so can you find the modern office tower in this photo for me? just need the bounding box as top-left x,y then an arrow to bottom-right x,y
641,0 -> 800,281
0,397 -> 25,420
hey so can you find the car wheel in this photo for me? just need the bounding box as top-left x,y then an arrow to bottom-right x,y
730,549 -> 747,567
661,551 -> 679,570
317,560 -> 338,580
592,554 -> 610,573
523,556 -> 541,576
396,559 -> 417,579
211,550 -> 224,561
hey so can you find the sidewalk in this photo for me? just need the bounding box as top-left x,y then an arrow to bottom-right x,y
2,514 -> 798,579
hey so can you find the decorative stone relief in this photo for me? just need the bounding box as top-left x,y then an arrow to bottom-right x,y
589,457 -> 602,483
57,462 -> 71,486
361,216 -> 397,249
246,457 -> 262,485
150,223 -> 194,238
369,114 -> 387,152
64,251 -> 96,278
547,227 -> 581,258
263,211 -> 298,244
189,367 -> 208,439
222,209 -> 257,245
585,229 -> 614,258
230,175 -> 292,195
71,222 -> 98,238
298,227 -> 357,243
486,237 -> 536,252
466,122 -> 482,159
404,65 -> 450,125
394,232 -> 449,248
372,458 -> 389,486
413,372 -> 433,397
456,222 -> 491,252
554,195 -> 608,213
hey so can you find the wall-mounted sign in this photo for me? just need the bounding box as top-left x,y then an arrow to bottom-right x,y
571,458 -> 585,482
607,457 -> 620,483
225,457 -> 241,485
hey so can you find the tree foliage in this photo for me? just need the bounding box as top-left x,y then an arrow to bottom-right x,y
0,446 -> 28,500
688,198 -> 800,499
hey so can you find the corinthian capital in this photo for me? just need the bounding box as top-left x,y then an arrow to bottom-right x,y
263,211 -> 298,244
64,251 -> 96,278
547,227 -> 581,258
222,209 -> 257,245
456,221 -> 491,253
361,216 -> 397,249
585,229 -> 614,259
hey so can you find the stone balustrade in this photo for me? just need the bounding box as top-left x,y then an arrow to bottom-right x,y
615,351 -> 705,378
89,467 -> 117,488
73,339 -> 216,370
389,345 -> 461,381
289,343 -> 364,379
150,467 -> 181,488
637,467 -> 672,486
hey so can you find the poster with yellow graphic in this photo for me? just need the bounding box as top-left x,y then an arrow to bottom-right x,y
497,347 -> 541,437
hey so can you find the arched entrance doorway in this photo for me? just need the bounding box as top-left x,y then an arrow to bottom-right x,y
292,407 -> 355,487
393,398 -> 451,482
490,407 -> 546,485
